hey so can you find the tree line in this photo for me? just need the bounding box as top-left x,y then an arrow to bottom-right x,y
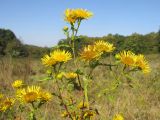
0,29 -> 50,58
58,31 -> 160,55
0,28 -> 160,58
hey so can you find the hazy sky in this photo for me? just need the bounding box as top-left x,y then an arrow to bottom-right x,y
0,0 -> 160,47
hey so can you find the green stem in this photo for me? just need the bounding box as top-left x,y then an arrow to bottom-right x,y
56,80 -> 73,120
83,77 -> 89,110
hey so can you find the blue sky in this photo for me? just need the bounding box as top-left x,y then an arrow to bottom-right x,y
0,0 -> 160,47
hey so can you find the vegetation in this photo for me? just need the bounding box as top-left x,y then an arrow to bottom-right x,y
0,29 -> 50,58
59,32 -> 160,55
0,8 -> 160,120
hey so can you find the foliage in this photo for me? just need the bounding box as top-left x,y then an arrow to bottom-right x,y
59,32 -> 160,55
0,29 -> 50,58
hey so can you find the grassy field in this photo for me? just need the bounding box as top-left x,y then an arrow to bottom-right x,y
0,54 -> 160,120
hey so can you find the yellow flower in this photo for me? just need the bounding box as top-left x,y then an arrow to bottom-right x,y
64,8 -> 93,23
63,26 -> 69,32
0,98 -> 15,112
56,72 -> 65,79
39,91 -> 52,102
50,49 -> 72,63
116,51 -> 136,66
12,80 -> 23,88
64,9 -> 77,23
41,54 -> 56,67
64,72 -> 77,79
74,8 -> 93,20
80,45 -> 102,62
95,40 -> 115,53
135,54 -> 151,73
113,114 -> 124,120
77,101 -> 88,109
16,86 -> 41,103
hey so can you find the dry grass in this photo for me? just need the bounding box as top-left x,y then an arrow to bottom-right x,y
0,54 -> 160,120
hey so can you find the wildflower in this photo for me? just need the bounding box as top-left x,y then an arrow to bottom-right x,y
0,98 -> 15,112
16,86 -> 41,103
95,40 -> 115,53
41,54 -> 56,67
64,9 -> 77,23
80,45 -> 102,62
135,54 -> 150,73
77,101 -> 88,109
12,80 -> 23,88
113,114 -> 124,120
39,91 -> 52,102
64,72 -> 77,79
57,72 -> 65,79
74,8 -> 93,20
64,8 -> 93,23
51,49 -> 72,63
63,26 -> 69,32
116,51 -> 136,66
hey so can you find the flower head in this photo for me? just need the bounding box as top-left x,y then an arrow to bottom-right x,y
63,26 -> 69,32
16,86 -> 41,103
41,54 -> 56,67
0,98 -> 15,112
64,9 -> 77,23
74,8 -> 93,20
113,114 -> 124,120
80,45 -> 102,62
95,40 -> 115,53
64,8 -> 93,23
16,86 -> 52,103
135,54 -> 151,73
64,72 -> 77,79
116,51 -> 136,66
39,91 -> 52,102
50,49 -> 72,63
12,80 -> 23,88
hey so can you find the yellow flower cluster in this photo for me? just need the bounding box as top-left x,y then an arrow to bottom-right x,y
80,40 -> 115,61
64,8 -> 93,23
41,49 -> 72,67
80,45 -> 102,62
16,86 -> 52,103
12,80 -> 23,88
116,51 -> 150,73
95,40 -> 115,53
113,114 -> 124,120
64,72 -> 77,79
0,98 -> 15,112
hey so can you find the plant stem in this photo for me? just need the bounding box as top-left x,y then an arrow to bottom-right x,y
56,80 -> 73,120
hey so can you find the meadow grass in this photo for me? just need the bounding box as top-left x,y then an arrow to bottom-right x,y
0,54 -> 159,120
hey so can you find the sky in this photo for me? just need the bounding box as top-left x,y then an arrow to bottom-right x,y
0,0 -> 160,47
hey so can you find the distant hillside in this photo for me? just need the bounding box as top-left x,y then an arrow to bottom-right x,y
0,29 -> 50,58
1,28 -> 160,58
58,32 -> 160,55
